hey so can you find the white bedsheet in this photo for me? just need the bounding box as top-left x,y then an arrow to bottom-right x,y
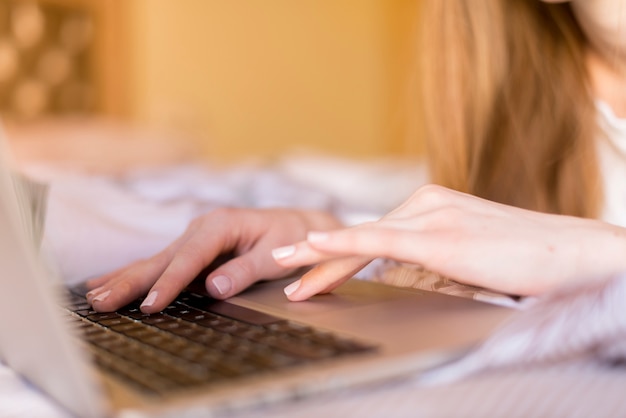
4,157 -> 626,417
32,155 -> 424,284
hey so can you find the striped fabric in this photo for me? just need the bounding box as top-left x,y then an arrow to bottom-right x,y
242,273 -> 626,417
243,361 -> 626,418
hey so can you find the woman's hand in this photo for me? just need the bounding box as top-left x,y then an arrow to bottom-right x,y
274,185 -> 626,301
85,207 -> 342,313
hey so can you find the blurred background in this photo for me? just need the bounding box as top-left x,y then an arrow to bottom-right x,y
0,0 -> 422,165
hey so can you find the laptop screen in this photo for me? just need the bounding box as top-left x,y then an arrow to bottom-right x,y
0,127 -> 106,417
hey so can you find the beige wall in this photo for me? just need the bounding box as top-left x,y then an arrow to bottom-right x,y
124,0 -> 420,162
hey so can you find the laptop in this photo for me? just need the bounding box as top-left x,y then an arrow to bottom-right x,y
0,131 -> 513,418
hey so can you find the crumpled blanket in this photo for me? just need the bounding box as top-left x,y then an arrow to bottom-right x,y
421,272 -> 626,384
29,160 -> 626,382
35,158 -> 417,284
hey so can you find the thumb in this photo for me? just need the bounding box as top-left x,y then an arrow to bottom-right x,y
205,249 -> 291,298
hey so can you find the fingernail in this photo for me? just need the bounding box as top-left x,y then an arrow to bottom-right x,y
272,245 -> 296,260
86,285 -> 105,302
211,275 -> 232,295
141,290 -> 158,308
283,279 -> 301,296
307,231 -> 329,243
92,290 -> 111,303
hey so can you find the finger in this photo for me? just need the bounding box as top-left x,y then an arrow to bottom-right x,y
88,254 -> 172,312
275,227 -> 427,270
205,252 -> 280,299
285,255 -> 371,301
85,265 -> 130,290
87,225 -> 201,311
103,208 -> 273,313
139,241 -> 225,313
304,227 -> 434,265
272,240 -> 338,268
205,231 -> 310,298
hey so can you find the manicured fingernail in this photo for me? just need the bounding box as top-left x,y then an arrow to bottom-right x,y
272,245 -> 296,260
86,285 -> 105,302
212,275 -> 232,295
92,290 -> 111,303
307,231 -> 329,243
141,291 -> 158,308
284,279 -> 301,296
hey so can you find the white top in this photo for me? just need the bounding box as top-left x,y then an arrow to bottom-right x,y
596,101 -> 626,227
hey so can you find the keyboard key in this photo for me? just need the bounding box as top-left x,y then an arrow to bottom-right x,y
63,288 -> 376,395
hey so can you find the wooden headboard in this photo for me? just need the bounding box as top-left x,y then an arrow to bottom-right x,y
0,0 -> 126,121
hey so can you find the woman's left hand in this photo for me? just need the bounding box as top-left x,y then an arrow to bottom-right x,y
273,185 -> 626,301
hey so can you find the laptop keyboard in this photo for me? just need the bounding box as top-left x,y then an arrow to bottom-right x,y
62,290 -> 376,395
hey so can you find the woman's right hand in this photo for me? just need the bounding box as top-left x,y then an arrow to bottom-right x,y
84,207 -> 343,313
274,185 -> 626,300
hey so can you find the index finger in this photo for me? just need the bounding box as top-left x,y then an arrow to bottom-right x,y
138,217 -> 241,313
88,221 -> 204,311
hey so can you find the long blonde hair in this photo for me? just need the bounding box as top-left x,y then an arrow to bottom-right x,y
416,0 -> 601,217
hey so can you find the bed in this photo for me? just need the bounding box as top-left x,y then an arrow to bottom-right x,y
2,0 -> 625,413
2,117 -> 626,417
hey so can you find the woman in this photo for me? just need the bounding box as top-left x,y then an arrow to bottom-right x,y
86,0 -> 626,313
